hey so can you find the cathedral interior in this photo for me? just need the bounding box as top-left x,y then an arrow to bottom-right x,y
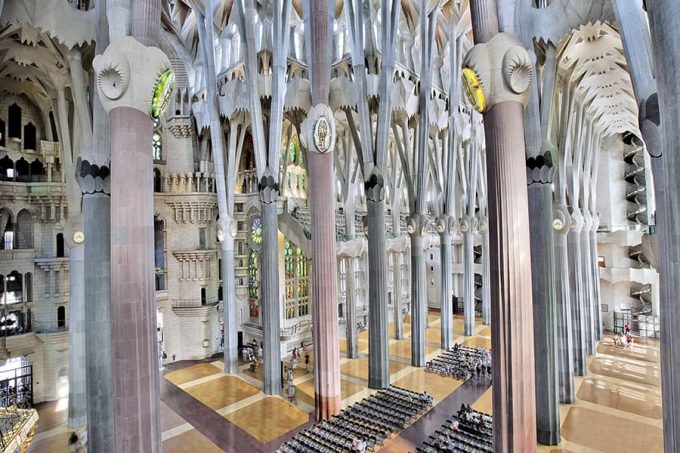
0,0 -> 677,452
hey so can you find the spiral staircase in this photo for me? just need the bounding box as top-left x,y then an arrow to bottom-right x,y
623,139 -> 648,224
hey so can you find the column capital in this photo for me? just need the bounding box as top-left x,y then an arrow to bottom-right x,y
552,203 -> 571,235
364,169 -> 385,203
463,32 -> 533,113
569,207 -> 584,233
527,147 -> 555,185
258,170 -> 279,204
76,158 -> 111,196
93,36 -> 174,118
435,214 -> 455,236
406,213 -> 428,237
459,215 -> 478,234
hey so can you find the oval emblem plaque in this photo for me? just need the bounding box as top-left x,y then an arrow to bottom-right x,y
313,117 -> 331,153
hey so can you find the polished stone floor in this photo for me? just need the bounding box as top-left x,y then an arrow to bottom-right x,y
25,316 -> 664,453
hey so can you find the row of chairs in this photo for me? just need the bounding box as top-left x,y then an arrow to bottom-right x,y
418,405 -> 493,453
425,344 -> 491,380
278,386 -> 433,453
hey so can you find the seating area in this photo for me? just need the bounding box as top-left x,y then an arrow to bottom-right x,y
418,405 -> 493,453
425,344 -> 491,380
278,385 -> 433,452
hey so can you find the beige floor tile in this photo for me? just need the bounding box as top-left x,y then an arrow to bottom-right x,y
576,376 -> 662,419
561,407 -> 663,453
589,356 -> 660,387
224,397 -> 309,444
165,363 -> 222,386
162,429 -> 225,453
185,375 -> 260,410
340,358 -> 408,382
472,387 -> 493,415
392,367 -> 463,402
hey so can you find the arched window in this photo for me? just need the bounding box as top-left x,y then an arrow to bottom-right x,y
0,156 -> 14,181
30,160 -> 45,182
15,210 -> 32,249
56,233 -> 64,257
0,209 -> 12,250
6,271 -> 23,304
14,158 -> 29,182
57,306 -> 66,329
152,118 -> 162,161
153,168 -> 162,192
7,104 -> 21,139
23,123 -> 36,150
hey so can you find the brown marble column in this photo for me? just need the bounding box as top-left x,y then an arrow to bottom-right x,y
109,0 -> 162,450
469,1 -> 537,450
305,0 -> 341,420
110,108 -> 161,452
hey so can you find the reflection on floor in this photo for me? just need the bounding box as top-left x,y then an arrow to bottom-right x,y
25,317 -> 664,453
532,335 -> 663,453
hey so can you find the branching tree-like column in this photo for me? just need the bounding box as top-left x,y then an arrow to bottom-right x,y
461,127 -> 480,337
527,156 -> 560,445
407,0 -> 439,367
345,0 -> 400,389
465,1 -> 537,449
65,51 -> 87,428
302,0 -> 341,420
79,1 -> 114,446
646,2 -> 680,450
93,0 -> 169,447
439,34 -> 462,346
195,0 -> 239,374
520,15 -> 561,439
236,0 -> 291,395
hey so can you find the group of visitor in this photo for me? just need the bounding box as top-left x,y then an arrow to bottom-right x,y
278,386 -> 433,453
419,404 -> 493,453
242,341 -> 263,372
425,344 -> 491,381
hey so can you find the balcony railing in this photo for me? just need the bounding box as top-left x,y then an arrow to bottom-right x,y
171,298 -> 220,309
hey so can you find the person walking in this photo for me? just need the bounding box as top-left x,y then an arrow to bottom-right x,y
304,352 -> 310,370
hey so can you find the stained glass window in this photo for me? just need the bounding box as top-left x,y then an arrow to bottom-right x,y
248,250 -> 259,318
152,118 -> 162,161
248,216 -> 263,250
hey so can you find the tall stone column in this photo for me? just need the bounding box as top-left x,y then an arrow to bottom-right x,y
304,0 -> 341,419
221,235 -> 238,373
66,240 -> 86,429
553,204 -> 575,403
462,220 -> 476,336
259,174 -> 282,395
465,3 -> 537,448
590,228 -> 603,340
80,176 -> 115,450
93,3 -> 167,445
567,224 -> 587,376
646,4 -> 680,450
408,214 -> 428,367
345,257 -> 359,358
439,222 -> 454,349
527,159 -> 560,445
366,172 -> 390,388
481,224 -> 491,325
580,221 -> 596,355
393,252 -> 404,340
